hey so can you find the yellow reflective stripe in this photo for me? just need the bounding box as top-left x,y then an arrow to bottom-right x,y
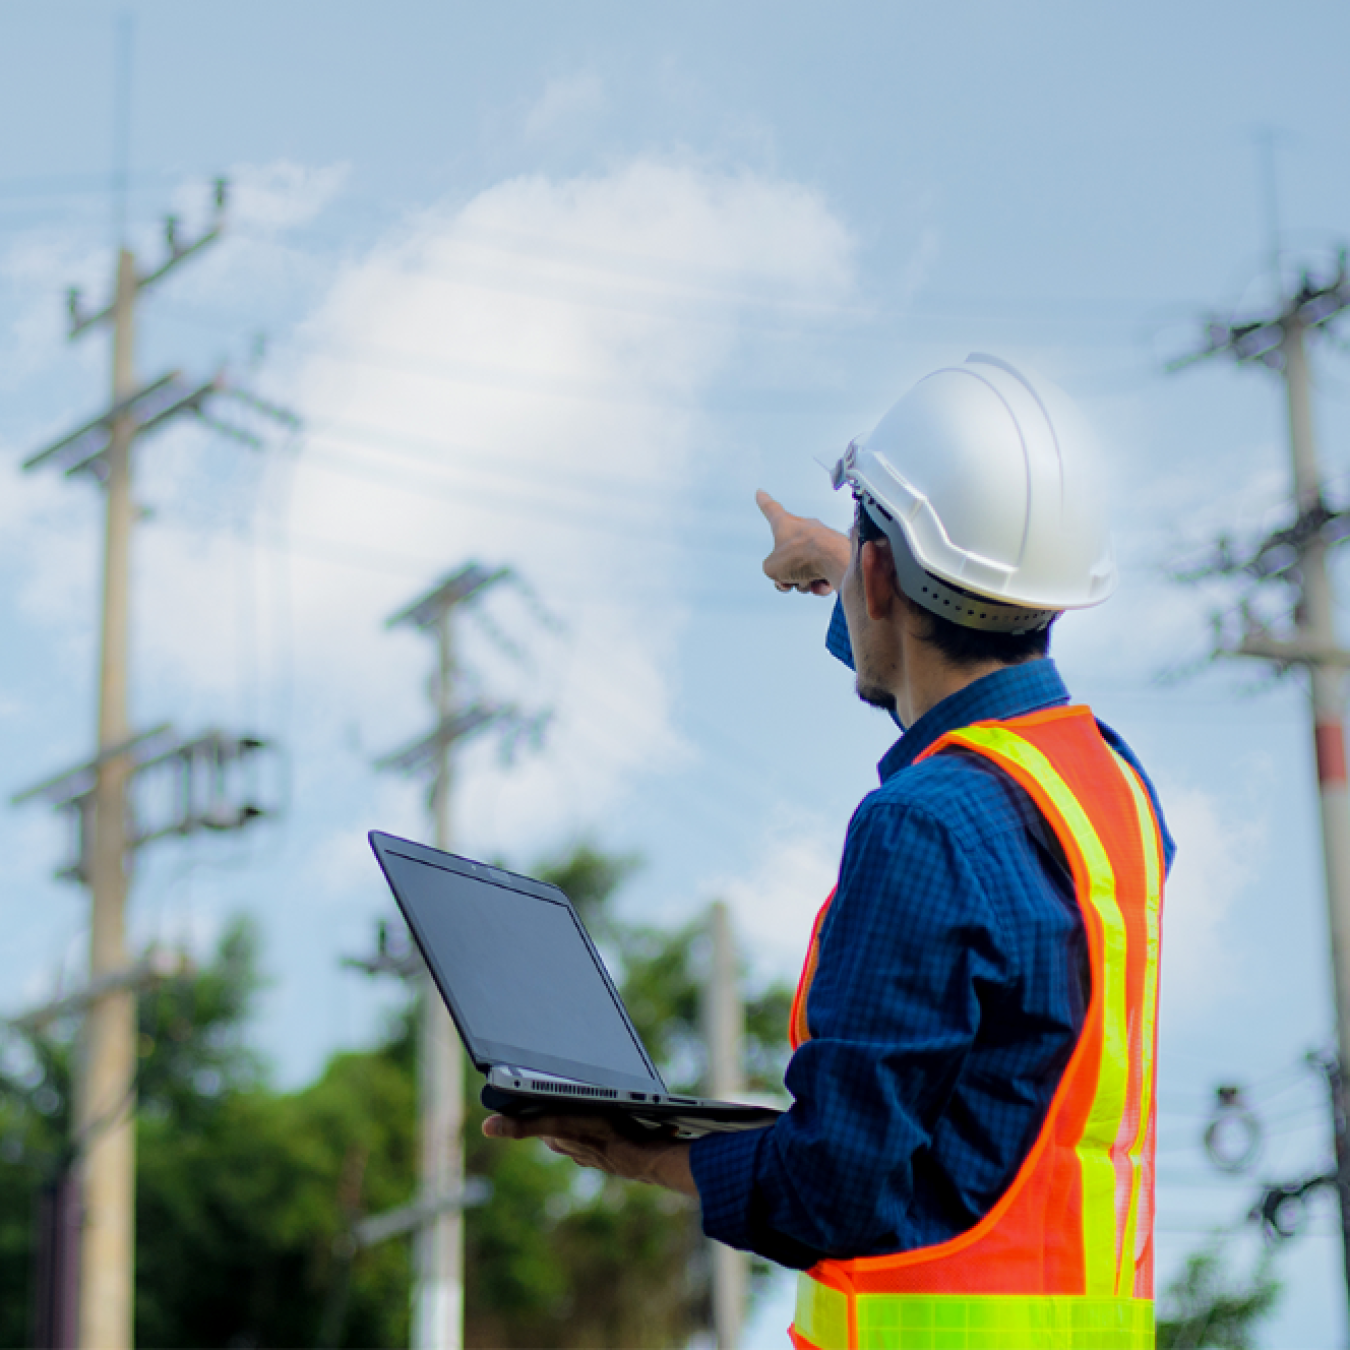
855,1294 -> 1154,1350
945,726 -> 1130,1295
795,1274 -> 849,1349
1110,751 -> 1163,1296
794,1275 -> 1155,1350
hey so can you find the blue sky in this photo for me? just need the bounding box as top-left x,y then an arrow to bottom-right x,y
3,2 -> 1350,1343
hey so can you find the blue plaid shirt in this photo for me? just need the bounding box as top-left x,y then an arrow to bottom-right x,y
689,602 -> 1174,1268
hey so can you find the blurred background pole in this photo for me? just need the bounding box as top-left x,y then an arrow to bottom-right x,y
1281,319 -> 1350,1291
703,901 -> 747,1350
415,607 -> 465,1350
79,246 -> 139,1350
378,563 -> 532,1350
1173,250 -> 1350,1304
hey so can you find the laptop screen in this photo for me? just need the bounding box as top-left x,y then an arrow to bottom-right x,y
377,845 -> 660,1094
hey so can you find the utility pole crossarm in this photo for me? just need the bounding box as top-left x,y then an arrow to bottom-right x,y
10,723 -> 174,807
7,950 -> 191,1034
352,1180 -> 492,1251
13,725 -> 277,883
373,707 -> 507,776
23,368 -> 298,482
1223,636 -> 1350,668
1168,253 -> 1350,375
22,372 -> 180,472
387,564 -> 513,632
63,376 -> 220,480
10,723 -> 176,804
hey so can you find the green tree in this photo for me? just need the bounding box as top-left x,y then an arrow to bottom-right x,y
1156,1244 -> 1282,1349
0,920 -> 419,1348
0,1027 -> 70,1347
0,844 -> 795,1349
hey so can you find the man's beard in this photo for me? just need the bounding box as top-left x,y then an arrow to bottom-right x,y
856,678 -> 896,714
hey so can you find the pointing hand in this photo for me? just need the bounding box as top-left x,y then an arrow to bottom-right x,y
756,490 -> 851,596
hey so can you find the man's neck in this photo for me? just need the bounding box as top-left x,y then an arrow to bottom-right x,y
894,641 -> 1020,729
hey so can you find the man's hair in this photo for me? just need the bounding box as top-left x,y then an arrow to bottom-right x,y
856,502 -> 1055,667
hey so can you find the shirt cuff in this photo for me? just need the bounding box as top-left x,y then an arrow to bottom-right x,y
689,1126 -> 767,1252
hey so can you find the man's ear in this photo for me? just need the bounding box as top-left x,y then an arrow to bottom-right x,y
859,540 -> 898,622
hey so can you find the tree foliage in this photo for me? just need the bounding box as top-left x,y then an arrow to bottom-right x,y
1156,1244 -> 1282,1350
0,843 -> 795,1349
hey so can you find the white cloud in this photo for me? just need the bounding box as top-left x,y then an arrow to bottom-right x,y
125,156 -> 858,860
1157,783 -> 1264,1016
524,72 -> 606,140
707,812 -> 844,985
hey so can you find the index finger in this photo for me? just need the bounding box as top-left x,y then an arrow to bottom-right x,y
755,489 -> 788,529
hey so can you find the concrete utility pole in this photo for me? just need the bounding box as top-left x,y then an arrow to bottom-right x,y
15,181 -> 292,1349
1172,253 -> 1350,1301
369,563 -> 548,1350
702,901 -> 748,1350
14,952 -> 189,1350
81,243 -> 138,1350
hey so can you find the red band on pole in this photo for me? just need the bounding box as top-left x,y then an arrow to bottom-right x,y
1317,722 -> 1348,786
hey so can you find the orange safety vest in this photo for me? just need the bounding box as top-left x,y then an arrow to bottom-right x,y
787,707 -> 1164,1350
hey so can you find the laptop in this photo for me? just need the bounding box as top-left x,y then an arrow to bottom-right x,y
368,831 -> 783,1138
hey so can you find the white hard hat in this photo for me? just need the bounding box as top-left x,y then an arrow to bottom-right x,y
829,353 -> 1116,633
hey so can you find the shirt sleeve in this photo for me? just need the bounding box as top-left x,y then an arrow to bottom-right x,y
689,796 -> 1011,1263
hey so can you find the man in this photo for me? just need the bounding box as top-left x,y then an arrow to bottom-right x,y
486,354 -> 1172,1349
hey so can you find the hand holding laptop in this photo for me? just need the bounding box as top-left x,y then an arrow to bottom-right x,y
368,832 -> 782,1140
483,1111 -> 697,1198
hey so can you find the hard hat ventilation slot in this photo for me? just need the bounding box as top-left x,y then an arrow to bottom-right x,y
852,478 -> 1059,633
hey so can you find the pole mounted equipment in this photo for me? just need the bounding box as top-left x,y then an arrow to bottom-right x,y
12,727 -> 280,884
1202,1084 -> 1264,1174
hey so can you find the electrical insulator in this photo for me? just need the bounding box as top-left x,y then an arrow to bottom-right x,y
1203,1083 -> 1263,1174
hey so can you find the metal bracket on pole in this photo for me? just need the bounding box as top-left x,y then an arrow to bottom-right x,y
342,919 -> 422,980
23,371 -> 298,484
373,707 -> 508,776
12,726 -> 280,884
22,372 -> 181,473
11,724 -> 175,806
67,177 -> 229,339
352,1179 -> 492,1251
1221,636 -> 1350,669
6,949 -> 191,1034
387,565 -> 513,633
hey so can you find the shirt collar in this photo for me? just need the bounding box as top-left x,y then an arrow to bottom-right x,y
878,658 -> 1071,782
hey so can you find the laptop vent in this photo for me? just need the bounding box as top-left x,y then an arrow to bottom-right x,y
531,1080 -> 618,1100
